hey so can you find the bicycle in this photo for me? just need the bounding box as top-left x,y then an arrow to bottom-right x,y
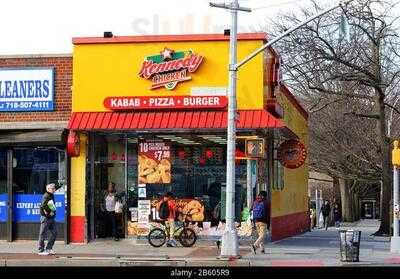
148,213 -> 197,248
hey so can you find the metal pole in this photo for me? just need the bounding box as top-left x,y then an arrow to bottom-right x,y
394,167 -> 398,236
220,0 -> 239,258
315,189 -> 319,228
246,159 -> 253,209
391,161 -> 400,252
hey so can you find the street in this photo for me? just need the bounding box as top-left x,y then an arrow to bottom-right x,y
0,220 -> 397,267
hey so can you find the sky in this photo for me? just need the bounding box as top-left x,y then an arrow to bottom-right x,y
0,0 -> 335,55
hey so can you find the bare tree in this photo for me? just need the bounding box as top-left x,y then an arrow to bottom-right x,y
267,0 -> 400,235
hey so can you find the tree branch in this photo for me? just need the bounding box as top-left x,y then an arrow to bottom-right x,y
343,112 -> 380,119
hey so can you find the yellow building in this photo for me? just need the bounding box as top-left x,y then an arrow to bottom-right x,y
67,33 -> 309,243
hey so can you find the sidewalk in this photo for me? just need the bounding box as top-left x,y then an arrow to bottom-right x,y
0,219 -> 398,267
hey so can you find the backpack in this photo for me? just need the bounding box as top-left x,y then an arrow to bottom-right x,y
159,201 -> 170,220
252,200 -> 265,220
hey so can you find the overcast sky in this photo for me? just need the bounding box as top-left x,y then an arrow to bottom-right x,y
0,0 -> 364,54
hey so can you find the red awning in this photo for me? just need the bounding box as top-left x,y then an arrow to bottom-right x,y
67,110 -> 283,130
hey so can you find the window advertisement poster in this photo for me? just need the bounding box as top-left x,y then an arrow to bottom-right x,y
138,139 -> 171,184
13,194 -> 65,223
138,200 -> 151,224
0,193 -> 7,222
0,68 -> 54,112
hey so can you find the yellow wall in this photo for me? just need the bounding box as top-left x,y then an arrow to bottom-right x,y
271,90 -> 309,218
70,133 -> 87,216
72,40 -> 264,112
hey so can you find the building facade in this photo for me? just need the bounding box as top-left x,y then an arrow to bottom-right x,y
0,54 -> 72,241
67,33 -> 309,243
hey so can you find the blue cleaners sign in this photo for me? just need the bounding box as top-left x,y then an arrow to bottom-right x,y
13,194 -> 65,223
0,68 -> 54,112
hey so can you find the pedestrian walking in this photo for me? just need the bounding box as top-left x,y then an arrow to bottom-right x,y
321,200 -> 331,230
157,191 -> 177,247
38,183 -> 59,255
333,203 -> 341,228
251,191 -> 270,254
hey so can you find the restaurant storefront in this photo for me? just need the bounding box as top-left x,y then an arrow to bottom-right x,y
67,33 -> 309,243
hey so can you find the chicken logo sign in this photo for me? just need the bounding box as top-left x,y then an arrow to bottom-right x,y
138,47 -> 204,90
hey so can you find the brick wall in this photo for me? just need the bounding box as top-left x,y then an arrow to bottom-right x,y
0,55 -> 72,122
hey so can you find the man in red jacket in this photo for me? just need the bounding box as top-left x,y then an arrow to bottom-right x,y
251,191 -> 270,254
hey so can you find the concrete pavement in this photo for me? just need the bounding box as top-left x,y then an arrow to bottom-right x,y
0,219 -> 399,267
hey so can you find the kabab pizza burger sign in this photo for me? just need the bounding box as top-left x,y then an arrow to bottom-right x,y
103,47 -> 228,111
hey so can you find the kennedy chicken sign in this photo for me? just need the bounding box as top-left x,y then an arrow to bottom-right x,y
138,47 -> 204,90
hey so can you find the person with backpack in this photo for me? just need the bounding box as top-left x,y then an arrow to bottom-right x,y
251,191 -> 270,254
157,192 -> 177,247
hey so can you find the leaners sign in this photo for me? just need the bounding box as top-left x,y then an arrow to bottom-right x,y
0,68 -> 54,112
138,47 -> 204,90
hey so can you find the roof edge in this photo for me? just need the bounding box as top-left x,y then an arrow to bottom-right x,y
0,54 -> 72,59
73,33 -> 267,45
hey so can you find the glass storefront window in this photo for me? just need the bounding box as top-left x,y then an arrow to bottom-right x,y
13,148 -> 64,195
273,141 -> 284,191
125,136 -> 249,237
12,148 -> 66,223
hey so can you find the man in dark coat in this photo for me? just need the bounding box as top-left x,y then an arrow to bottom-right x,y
37,183 -> 59,255
321,200 -> 331,230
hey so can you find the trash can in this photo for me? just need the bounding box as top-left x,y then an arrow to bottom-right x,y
339,230 -> 361,262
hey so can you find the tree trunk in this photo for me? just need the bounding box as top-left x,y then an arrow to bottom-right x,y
333,177 -> 341,203
340,178 -> 355,222
353,192 -> 360,221
373,92 -> 392,236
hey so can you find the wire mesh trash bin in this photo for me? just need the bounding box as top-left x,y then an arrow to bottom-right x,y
339,230 -> 361,262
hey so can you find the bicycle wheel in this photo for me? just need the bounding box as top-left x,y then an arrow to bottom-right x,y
148,228 -> 167,247
178,228 -> 197,247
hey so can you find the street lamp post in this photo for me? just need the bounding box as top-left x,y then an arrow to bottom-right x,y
210,0 -> 251,259
210,0 -> 353,258
391,141 -> 400,252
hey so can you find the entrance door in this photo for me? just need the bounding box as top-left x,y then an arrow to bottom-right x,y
0,149 -> 7,240
91,134 -> 127,240
12,148 -> 66,240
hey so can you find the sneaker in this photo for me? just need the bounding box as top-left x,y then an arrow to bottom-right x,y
251,244 -> 257,254
38,250 -> 49,256
46,249 -> 56,255
114,237 -> 120,241
166,240 -> 173,247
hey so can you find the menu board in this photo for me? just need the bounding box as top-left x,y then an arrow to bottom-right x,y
138,139 -> 171,184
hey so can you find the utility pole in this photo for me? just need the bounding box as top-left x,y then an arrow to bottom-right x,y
210,0 -> 251,258
210,0 -> 353,258
391,140 -> 400,252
